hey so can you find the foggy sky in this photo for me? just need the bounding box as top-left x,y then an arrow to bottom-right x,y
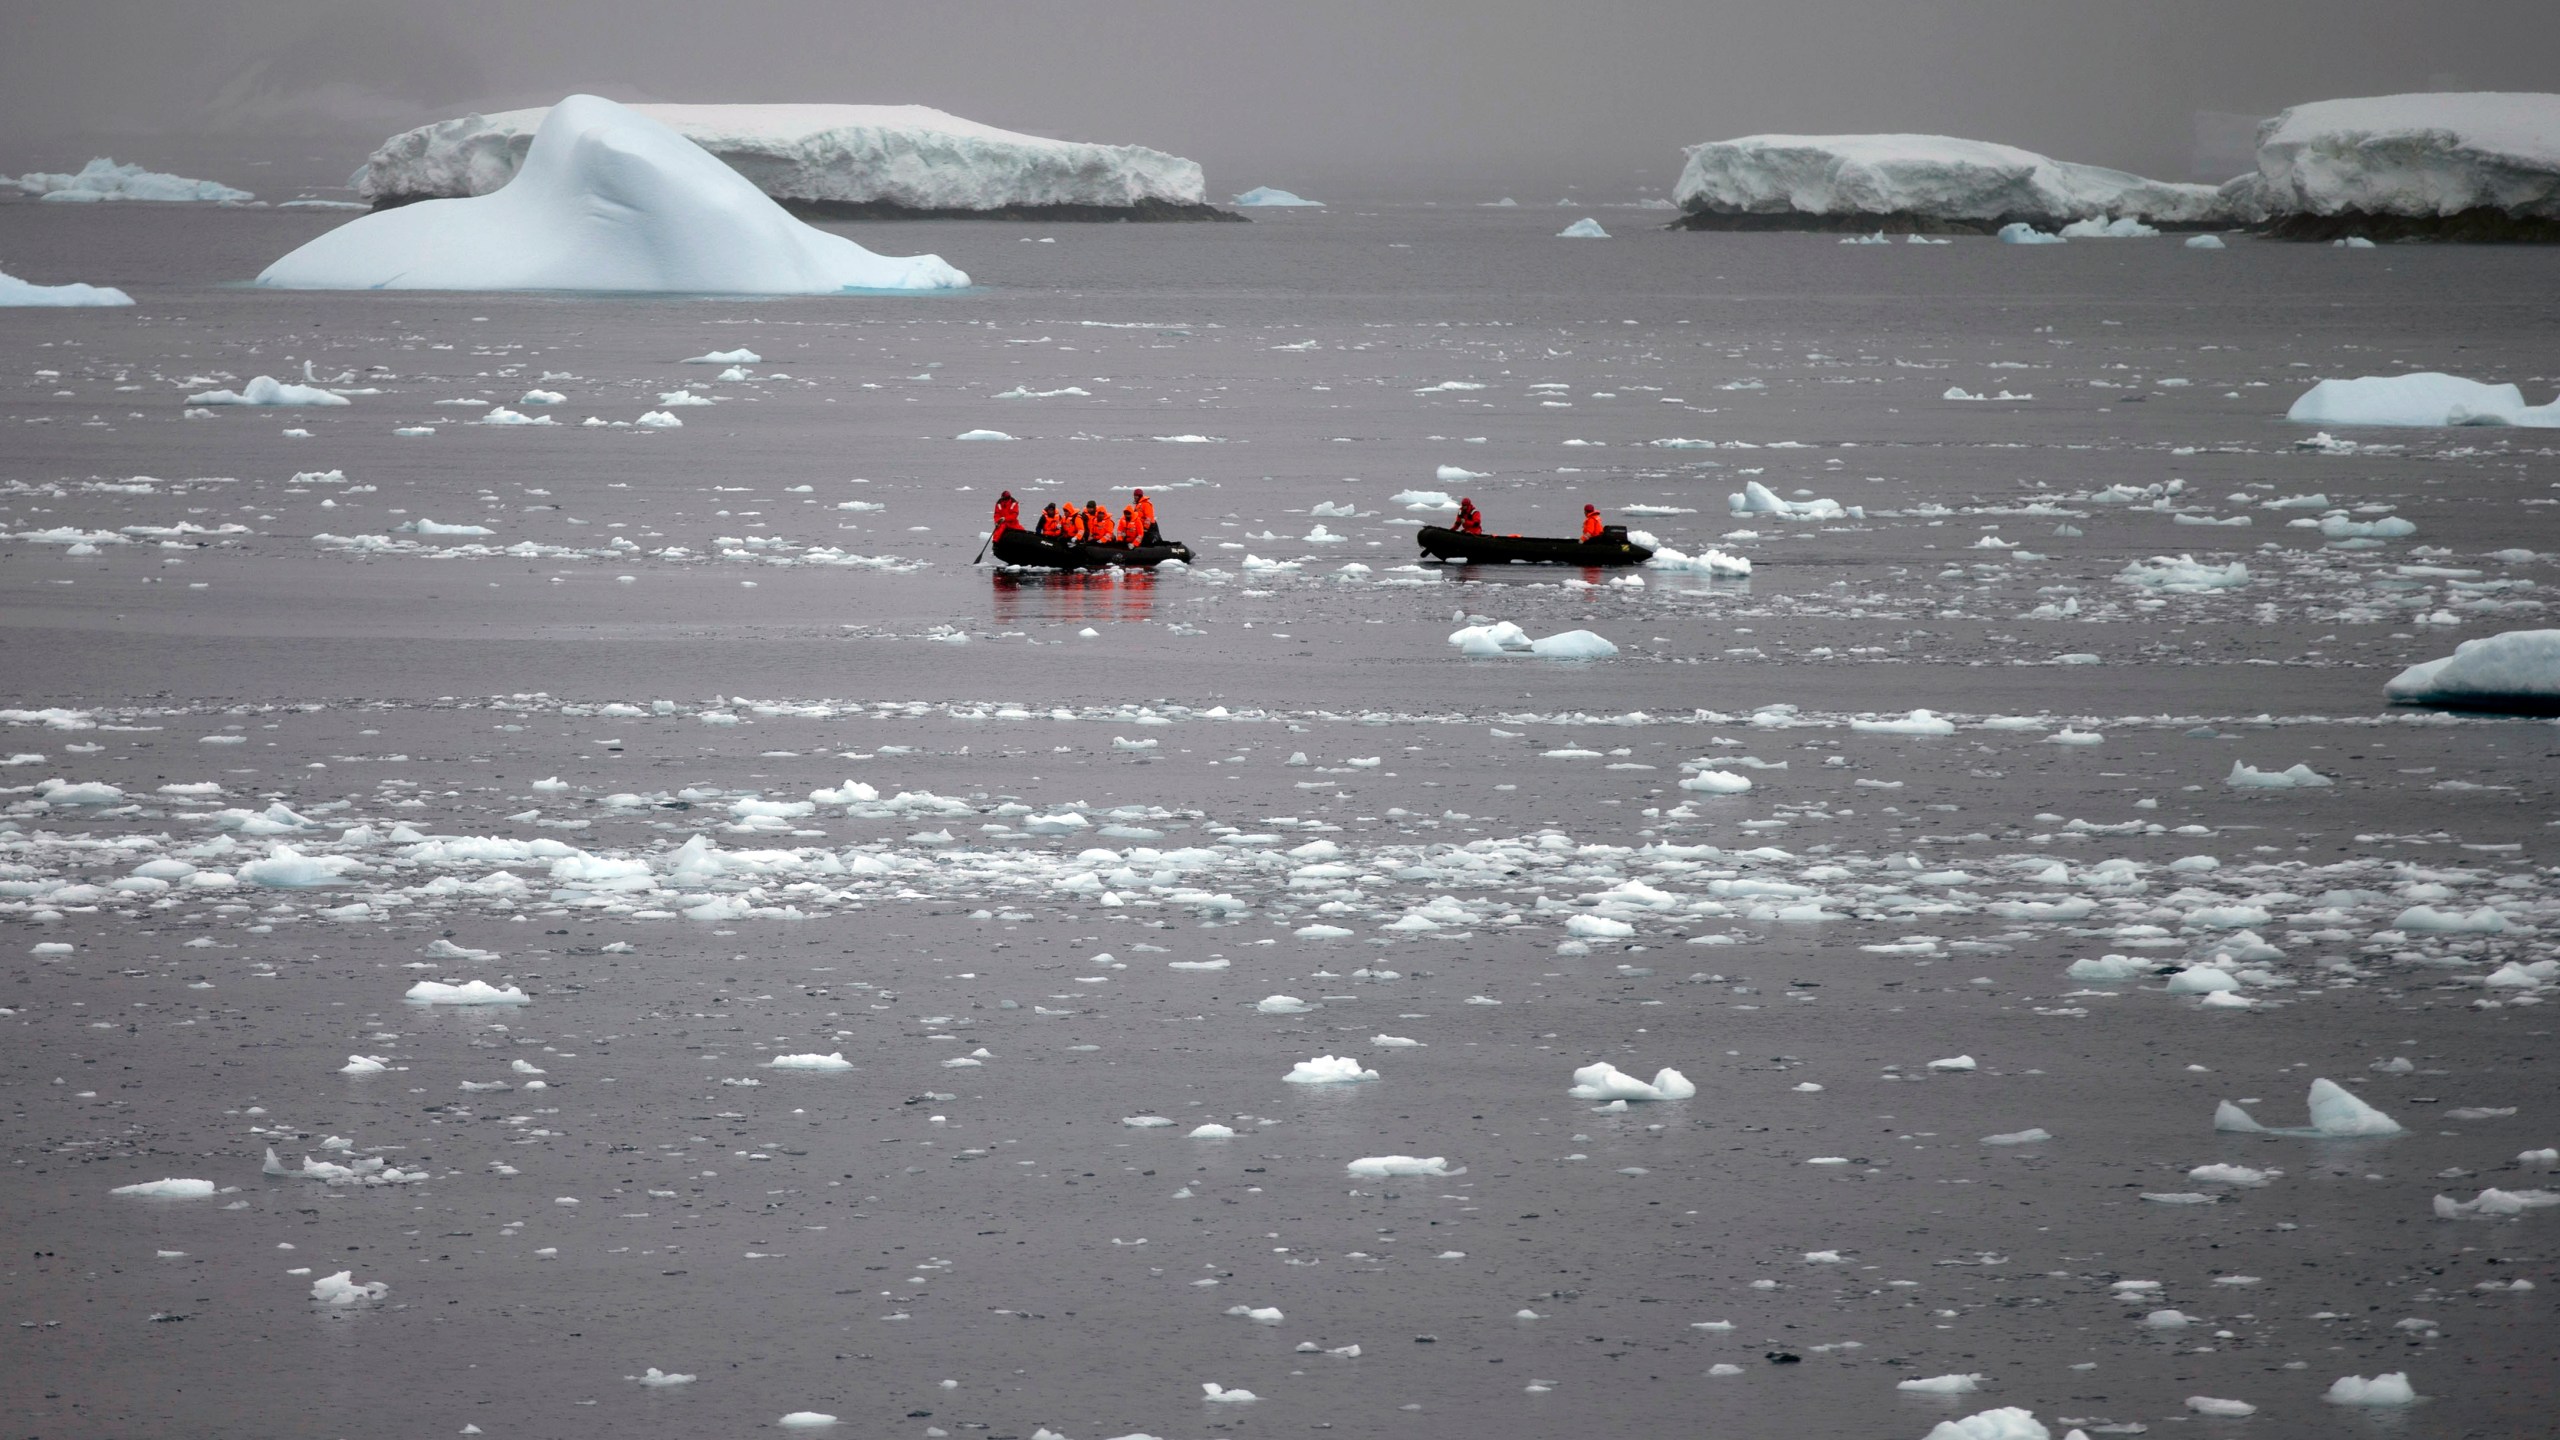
7,0 -> 2556,194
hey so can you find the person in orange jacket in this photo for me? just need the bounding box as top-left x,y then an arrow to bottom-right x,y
1131,488 -> 1157,541
1036,502 -> 1063,536
1453,497 -> 1483,535
1086,502 -> 1114,543
1057,503 -> 1083,540
1581,503 -> 1606,541
991,490 -> 1021,536
1118,505 -> 1143,545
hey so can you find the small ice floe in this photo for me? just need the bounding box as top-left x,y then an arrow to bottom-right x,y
628,1368 -> 695,1386
1850,709 -> 1956,736
1899,1374 -> 1985,1394
239,845 -> 360,887
1372,1034 -> 1423,1048
776,1413 -> 837,1428
1225,1305 -> 1284,1324
340,1055 -> 390,1073
2186,233 -> 2228,248
1346,1155 -> 1457,1178
2214,1078 -> 2402,1137
1678,768 -> 1752,794
2118,554 -> 2248,591
1201,1382 -> 1258,1403
0,266 -> 133,306
1926,1055 -> 1976,1072
2386,629 -> 2560,712
2324,1373 -> 2417,1406
112,1178 -> 215,1198
1730,480 -> 1856,520
1285,1055 -> 1378,1084
1234,186 -> 1321,206
1256,995 -> 1315,1014
521,389 -> 566,405
635,410 -> 683,428
2188,1163 -> 2278,1187
682,348 -> 760,364
1646,545 -> 1751,575
1122,1116 -> 1176,1128
310,1271 -> 387,1306
185,376 -> 350,407
2044,728 -> 2103,745
2225,760 -> 2331,789
1981,1129 -> 2050,1146
2142,1309 -> 2194,1328
1997,223 -> 2066,244
2060,215 -> 2158,237
1943,387 -> 2032,402
2432,1188 -> 2560,1218
474,406 -> 554,426
1922,1407 -> 2049,1439
1188,1124 -> 1236,1139
405,980 -> 529,1005
2286,372 -> 2560,428
764,1052 -> 853,1070
1556,218 -> 1610,238
2186,1396 -> 2255,1418
1568,1062 -> 1694,1101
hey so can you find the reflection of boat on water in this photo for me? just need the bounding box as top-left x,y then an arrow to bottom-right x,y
1416,524 -> 1653,566
992,527 -> 1194,571
991,564 -> 1158,627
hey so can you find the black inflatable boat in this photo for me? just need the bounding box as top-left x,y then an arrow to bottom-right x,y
1416,524 -> 1653,566
993,527 -> 1195,571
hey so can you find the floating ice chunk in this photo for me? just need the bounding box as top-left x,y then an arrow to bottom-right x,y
1122,1116 -> 1176,1128
2184,233 -> 2228,248
1294,924 -> 1354,940
2188,1163 -> 2276,1187
0,267 -> 134,307
398,518 -> 493,536
1997,223 -> 2066,244
238,845 -> 359,888
2435,1188 -> 2560,1218
1852,709 -> 1955,736
1188,1124 -> 1236,1139
1372,1034 -> 1423,1047
956,428 -> 1013,440
1201,1383 -> 1258,1403
2185,1397 -> 2255,1418
1556,217 -> 1610,238
2119,554 -> 2248,591
2393,904 -> 2506,934
765,1052 -> 853,1070
1900,1374 -> 1986,1394
1926,1055 -> 1977,1072
776,1413 -> 837,1428
1678,769 -> 1752,794
1568,1062 -> 1695,1101
1346,1155 -> 1456,1178
186,376 -> 350,408
2059,215 -> 2158,237
2286,372 -> 2560,429
1255,995 -> 1314,1014
1730,480 -> 1854,520
2066,955 -> 2148,982
1981,1129 -> 2051,1146
1922,1406 -> 2051,1440
520,389 -> 566,405
2142,1309 -> 2193,1327
2226,760 -> 2331,789
1234,186 -> 1320,206
1646,545 -> 1751,576
112,1178 -> 215,1198
1449,621 -> 1532,655
2323,1373 -> 2416,1407
340,1055 -> 390,1074
405,980 -> 530,1005
1285,1055 -> 1379,1085
2386,629 -> 2560,711
2217,1079 -> 2401,1136
2166,965 -> 2241,995
16,157 -> 250,203
630,1369 -> 696,1386
310,1271 -> 387,1306
810,779 -> 880,805
1225,1305 -> 1284,1324
263,96 -> 964,293
683,348 -> 761,364
1528,629 -> 1618,660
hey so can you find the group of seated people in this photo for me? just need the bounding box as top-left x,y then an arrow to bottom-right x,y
989,489 -> 1159,547
1450,497 -> 1610,540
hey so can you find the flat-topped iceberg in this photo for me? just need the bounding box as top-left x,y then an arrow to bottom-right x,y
1674,133 -> 2224,232
2387,629 -> 2560,713
2287,372 -> 2560,428
0,267 -> 132,308
15,158 -> 253,204
1233,186 -> 1321,207
261,96 -> 966,293
359,101 -> 1223,218
2228,92 -> 2560,240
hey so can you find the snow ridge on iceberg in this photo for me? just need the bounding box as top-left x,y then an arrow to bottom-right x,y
1673,133 -> 2224,232
358,102 -> 1226,219
259,95 -> 967,294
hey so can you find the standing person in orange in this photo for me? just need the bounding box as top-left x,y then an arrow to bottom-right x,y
1581,503 -> 1606,541
1453,497 -> 1483,535
991,490 -> 1021,537
1130,488 -> 1157,542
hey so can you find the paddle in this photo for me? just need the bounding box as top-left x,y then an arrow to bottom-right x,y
973,533 -> 990,565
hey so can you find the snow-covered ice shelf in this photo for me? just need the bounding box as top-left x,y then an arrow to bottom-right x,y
1673,133 -> 2225,232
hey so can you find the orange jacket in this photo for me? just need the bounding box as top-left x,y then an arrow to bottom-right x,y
1086,505 -> 1112,541
1036,506 -> 1061,535
992,496 -> 1020,534
1132,495 -> 1156,534
1582,509 -> 1605,540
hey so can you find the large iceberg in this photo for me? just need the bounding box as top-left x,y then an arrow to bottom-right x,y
2228,93 -> 2560,240
1673,133 -> 2225,232
2386,630 -> 2560,713
2286,372 -> 2560,428
259,95 -> 967,294
15,158 -> 254,204
357,102 -> 1228,220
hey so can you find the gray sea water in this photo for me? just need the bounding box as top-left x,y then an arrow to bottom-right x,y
3,199 -> 2556,1439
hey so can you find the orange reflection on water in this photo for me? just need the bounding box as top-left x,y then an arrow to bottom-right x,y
991,567 -> 1158,627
